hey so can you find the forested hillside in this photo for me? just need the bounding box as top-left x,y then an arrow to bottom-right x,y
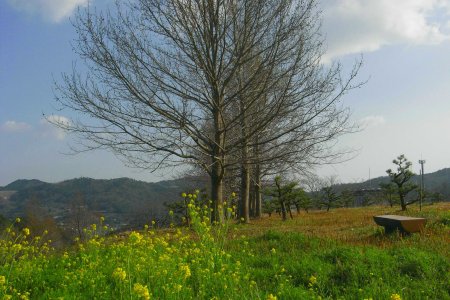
336,168 -> 450,198
0,176 -> 208,229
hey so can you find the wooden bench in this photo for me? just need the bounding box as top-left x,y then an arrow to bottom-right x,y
373,215 -> 427,234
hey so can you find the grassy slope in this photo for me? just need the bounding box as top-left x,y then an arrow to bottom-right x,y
1,203 -> 449,299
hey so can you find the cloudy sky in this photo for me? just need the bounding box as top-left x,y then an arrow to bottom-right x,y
1,0 -> 449,186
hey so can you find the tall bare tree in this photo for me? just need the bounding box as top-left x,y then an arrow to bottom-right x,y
51,0 -> 361,222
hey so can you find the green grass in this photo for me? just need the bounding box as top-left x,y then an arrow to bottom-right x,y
227,230 -> 449,299
1,202 -> 449,299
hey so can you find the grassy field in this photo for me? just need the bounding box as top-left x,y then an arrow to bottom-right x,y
1,202 -> 449,299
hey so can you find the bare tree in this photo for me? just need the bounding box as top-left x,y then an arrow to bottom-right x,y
51,0 -> 361,222
67,192 -> 97,241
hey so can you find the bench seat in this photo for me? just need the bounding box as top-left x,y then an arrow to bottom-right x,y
373,215 -> 427,234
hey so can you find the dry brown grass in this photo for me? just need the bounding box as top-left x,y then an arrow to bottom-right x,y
237,202 -> 450,255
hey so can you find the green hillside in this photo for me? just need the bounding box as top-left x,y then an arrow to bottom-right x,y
337,168 -> 450,198
0,176 -> 208,229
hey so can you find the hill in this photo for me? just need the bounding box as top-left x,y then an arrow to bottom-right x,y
336,167 -> 450,197
0,179 -> 47,191
0,176 -> 208,229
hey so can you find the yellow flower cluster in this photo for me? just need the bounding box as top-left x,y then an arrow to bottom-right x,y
112,267 -> 127,281
129,231 -> 143,244
390,293 -> 401,300
133,283 -> 151,300
179,264 -> 191,279
308,275 -> 317,286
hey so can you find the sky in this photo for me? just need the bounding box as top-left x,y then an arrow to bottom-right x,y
1,0 -> 450,186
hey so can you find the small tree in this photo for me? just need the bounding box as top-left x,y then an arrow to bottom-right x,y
430,191 -> 443,203
386,154 -> 418,211
379,182 -> 399,207
292,188 -> 312,213
340,190 -> 354,208
321,186 -> 340,212
264,176 -> 298,221
320,176 -> 340,212
262,199 -> 276,217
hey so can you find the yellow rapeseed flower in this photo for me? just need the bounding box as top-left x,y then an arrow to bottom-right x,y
19,293 -> 29,300
12,244 -> 22,252
22,228 -> 30,236
309,275 -> 317,286
0,275 -> 6,285
266,294 -> 277,300
390,293 -> 401,300
129,231 -> 143,244
179,264 -> 191,278
15,217 -> 21,223
112,267 -> 127,281
134,283 -> 151,300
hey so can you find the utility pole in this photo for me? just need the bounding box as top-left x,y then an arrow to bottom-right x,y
418,159 -> 426,211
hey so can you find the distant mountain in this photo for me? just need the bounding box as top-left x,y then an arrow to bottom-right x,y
0,176 -> 208,229
336,168 -> 450,198
1,179 -> 47,191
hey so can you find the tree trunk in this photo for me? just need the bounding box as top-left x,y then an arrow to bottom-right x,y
400,195 -> 407,211
240,163 -> 250,223
254,163 -> 262,218
211,105 -> 225,223
249,180 -> 255,217
211,165 -> 224,223
280,201 -> 287,221
238,80 -> 250,223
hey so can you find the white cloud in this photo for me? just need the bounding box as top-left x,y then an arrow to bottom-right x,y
322,0 -> 450,61
7,0 -> 89,23
359,115 -> 386,129
0,120 -> 31,133
40,115 -> 71,140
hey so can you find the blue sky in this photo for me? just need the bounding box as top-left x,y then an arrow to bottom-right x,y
1,0 -> 450,186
